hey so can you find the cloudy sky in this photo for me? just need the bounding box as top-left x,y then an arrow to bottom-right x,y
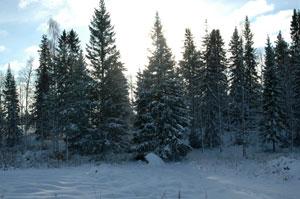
0,0 -> 298,76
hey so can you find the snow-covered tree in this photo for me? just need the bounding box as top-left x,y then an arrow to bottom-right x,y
274,31 -> 293,147
179,28 -> 203,148
0,72 -> 5,147
291,9 -> 300,145
134,13 -> 190,160
200,29 -> 228,148
54,30 -> 92,155
243,16 -> 262,133
86,0 -> 131,154
228,27 -> 246,145
260,37 -> 285,152
3,66 -> 21,147
33,35 -> 52,139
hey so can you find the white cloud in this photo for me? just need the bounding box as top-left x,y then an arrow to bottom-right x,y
37,22 -> 48,33
19,0 -> 38,9
252,10 -> 292,47
31,0 -> 292,76
19,0 -> 64,9
25,45 -> 39,57
25,45 -> 40,69
0,45 -> 6,53
232,0 -> 274,20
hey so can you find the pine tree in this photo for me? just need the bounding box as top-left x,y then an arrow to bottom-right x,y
86,0 -> 131,154
179,28 -> 203,148
274,31 -> 293,147
33,35 -> 52,139
134,13 -> 190,160
3,66 -> 20,147
201,29 -> 228,148
291,9 -> 300,145
260,37 -> 284,152
243,16 -> 261,133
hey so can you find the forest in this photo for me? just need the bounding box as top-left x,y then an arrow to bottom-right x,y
0,0 -> 300,166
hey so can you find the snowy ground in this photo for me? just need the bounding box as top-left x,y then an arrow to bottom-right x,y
1,148 -> 300,199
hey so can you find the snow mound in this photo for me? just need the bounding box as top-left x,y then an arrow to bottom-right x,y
145,153 -> 164,166
266,156 -> 300,180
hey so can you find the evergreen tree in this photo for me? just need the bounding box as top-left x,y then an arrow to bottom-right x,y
243,16 -> 261,133
179,28 -> 203,148
3,66 -> 20,147
291,9 -> 300,145
134,13 -> 190,160
33,35 -> 52,139
0,72 -> 5,147
260,37 -> 284,152
0,95 -> 4,147
49,30 -> 69,149
228,27 -> 246,146
274,31 -> 293,147
86,0 -> 131,154
201,29 -> 228,148
61,30 -> 92,154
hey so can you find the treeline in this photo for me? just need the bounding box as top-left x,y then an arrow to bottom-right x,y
0,0 -> 300,161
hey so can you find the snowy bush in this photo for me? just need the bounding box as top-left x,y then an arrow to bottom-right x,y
265,156 -> 300,180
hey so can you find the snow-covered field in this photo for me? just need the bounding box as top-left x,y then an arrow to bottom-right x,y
1,149 -> 300,199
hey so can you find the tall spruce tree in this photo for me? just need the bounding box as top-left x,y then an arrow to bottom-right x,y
86,0 -> 131,154
3,66 -> 20,147
179,29 -> 203,148
33,35 -> 52,139
291,9 -> 300,145
228,27 -> 246,146
51,30 -> 69,142
275,32 -> 293,147
134,13 -> 190,160
0,72 -> 5,147
63,30 -> 92,154
243,16 -> 261,134
260,37 -> 284,152
201,29 -> 228,148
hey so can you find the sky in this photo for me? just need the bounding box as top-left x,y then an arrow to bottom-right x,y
0,0 -> 299,76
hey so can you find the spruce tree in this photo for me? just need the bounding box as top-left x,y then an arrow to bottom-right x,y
0,96 -> 4,147
260,37 -> 284,152
52,30 -> 69,141
179,28 -> 202,148
291,9 -> 300,145
61,30 -> 92,154
3,66 -> 20,147
0,72 -> 5,147
274,31 -> 292,147
86,0 -> 131,154
243,16 -> 261,133
228,27 -> 246,145
201,29 -> 228,148
134,13 -> 190,160
33,35 -> 52,139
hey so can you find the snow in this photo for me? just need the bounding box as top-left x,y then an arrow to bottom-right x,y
265,156 -> 300,180
145,153 -> 164,166
0,149 -> 300,199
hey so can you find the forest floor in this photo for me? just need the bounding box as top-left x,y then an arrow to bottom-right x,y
0,147 -> 300,199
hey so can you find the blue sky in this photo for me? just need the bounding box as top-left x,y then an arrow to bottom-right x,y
0,0 -> 299,75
